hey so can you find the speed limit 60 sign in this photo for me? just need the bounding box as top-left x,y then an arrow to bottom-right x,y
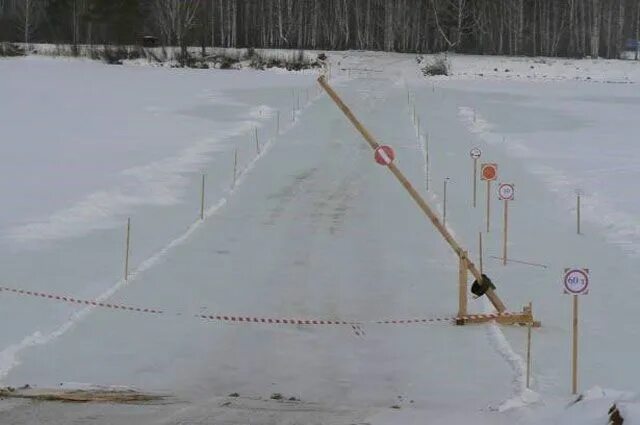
563,268 -> 589,295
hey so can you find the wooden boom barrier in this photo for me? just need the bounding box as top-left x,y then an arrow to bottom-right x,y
318,76 -> 536,326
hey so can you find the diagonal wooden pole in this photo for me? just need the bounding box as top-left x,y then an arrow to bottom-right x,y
318,75 -> 506,313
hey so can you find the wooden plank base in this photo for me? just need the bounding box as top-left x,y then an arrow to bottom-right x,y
456,305 -> 541,327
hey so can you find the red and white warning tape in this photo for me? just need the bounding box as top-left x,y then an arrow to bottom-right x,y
0,285 -> 519,326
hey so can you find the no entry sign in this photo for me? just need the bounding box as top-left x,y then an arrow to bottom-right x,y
470,147 -> 482,159
374,145 -> 395,166
498,183 -> 515,201
481,163 -> 498,181
563,268 -> 589,295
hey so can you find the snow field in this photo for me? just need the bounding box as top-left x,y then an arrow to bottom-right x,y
0,57 -> 319,382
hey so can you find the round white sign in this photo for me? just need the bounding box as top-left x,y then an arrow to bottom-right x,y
563,268 -> 589,295
470,147 -> 482,159
498,183 -> 515,201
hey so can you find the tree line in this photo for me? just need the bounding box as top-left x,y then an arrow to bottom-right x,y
1,0 -> 639,58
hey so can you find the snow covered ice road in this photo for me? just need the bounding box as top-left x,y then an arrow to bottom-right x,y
3,53 -> 640,424
0,57 -> 524,424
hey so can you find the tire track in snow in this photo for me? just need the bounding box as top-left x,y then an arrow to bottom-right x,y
0,87 -> 322,383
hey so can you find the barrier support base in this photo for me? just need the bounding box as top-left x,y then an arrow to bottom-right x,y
455,305 -> 541,327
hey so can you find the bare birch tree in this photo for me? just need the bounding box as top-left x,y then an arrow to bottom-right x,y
14,0 -> 42,45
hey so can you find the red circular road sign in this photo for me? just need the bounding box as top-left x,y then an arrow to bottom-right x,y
481,163 -> 498,181
374,145 -> 395,166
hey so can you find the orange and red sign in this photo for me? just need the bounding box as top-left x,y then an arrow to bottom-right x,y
481,163 -> 498,181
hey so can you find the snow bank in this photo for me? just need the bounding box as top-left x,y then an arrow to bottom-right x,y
424,53 -> 640,83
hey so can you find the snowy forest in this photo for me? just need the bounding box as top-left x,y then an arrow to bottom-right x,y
1,0 -> 639,58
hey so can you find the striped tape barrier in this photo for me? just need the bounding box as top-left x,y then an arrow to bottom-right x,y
0,285 -> 519,326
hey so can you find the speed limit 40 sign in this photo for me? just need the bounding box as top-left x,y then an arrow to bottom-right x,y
498,183 -> 515,201
563,268 -> 589,295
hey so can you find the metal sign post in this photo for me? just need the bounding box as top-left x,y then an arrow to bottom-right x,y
481,163 -> 498,233
470,148 -> 482,207
563,268 -> 590,395
498,183 -> 515,265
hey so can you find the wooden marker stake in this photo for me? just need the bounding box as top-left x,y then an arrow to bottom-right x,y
479,232 -> 484,275
458,250 -> 468,317
572,294 -> 579,395
503,199 -> 509,265
526,302 -> 533,389
276,110 -> 280,135
232,148 -> 238,188
425,134 -> 430,192
486,180 -> 491,233
443,178 -> 449,227
577,193 -> 581,235
200,174 -> 206,220
255,127 -> 260,154
124,218 -> 131,281
416,116 -> 420,138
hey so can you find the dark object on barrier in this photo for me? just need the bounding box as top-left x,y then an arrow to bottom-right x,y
471,274 -> 496,297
